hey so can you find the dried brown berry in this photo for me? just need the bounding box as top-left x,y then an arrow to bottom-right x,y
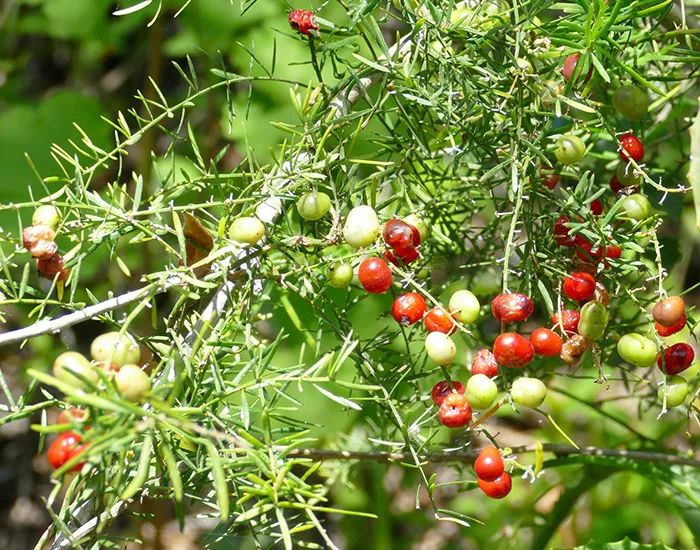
37,253 -> 69,281
23,225 -> 57,259
560,334 -> 588,365
652,296 -> 685,328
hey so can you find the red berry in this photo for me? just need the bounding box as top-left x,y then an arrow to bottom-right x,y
562,53 -> 592,84
543,173 -> 559,190
551,310 -> 580,333
392,292 -> 427,326
383,219 -> 416,250
655,314 -> 686,337
358,257 -> 392,294
431,380 -> 466,406
610,175 -> 623,193
563,272 -> 596,302
554,215 -> 575,247
491,293 -> 534,323
530,328 -> 563,357
477,472 -> 512,499
652,296 -> 686,327
619,133 -> 644,163
589,199 -> 603,216
407,223 -> 421,246
47,431 -> 84,471
574,235 -> 604,264
605,245 -> 621,260
473,447 -> 505,482
471,349 -> 499,378
493,332 -> 534,368
288,9 -> 318,36
424,307 -> 456,335
37,253 -> 69,281
384,247 -> 419,265
657,343 -> 695,375
437,392 -> 472,428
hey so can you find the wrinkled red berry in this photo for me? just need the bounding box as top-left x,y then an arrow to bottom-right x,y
392,292 -> 427,326
619,133 -> 644,163
37,253 -> 69,281
471,349 -> 499,378
474,447 -> 505,482
491,293 -> 534,323
23,225 -> 58,259
657,343 -> 694,375
493,332 -> 534,368
655,314 -> 686,337
424,307 -> 456,335
554,215 -> 575,247
437,392 -> 472,428
551,310 -> 580,333
530,328 -> 563,357
478,472 -> 512,499
563,272 -> 596,302
358,257 -> 392,293
431,380 -> 465,406
288,9 -> 318,36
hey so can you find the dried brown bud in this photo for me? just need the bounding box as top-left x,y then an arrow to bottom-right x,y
560,334 -> 588,365
594,281 -> 609,306
23,225 -> 57,259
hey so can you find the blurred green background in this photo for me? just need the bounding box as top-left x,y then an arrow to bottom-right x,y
0,1 -> 699,549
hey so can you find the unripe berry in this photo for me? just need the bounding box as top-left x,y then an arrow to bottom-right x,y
658,376 -> 688,408
613,85 -> 648,120
91,331 -> 141,367
437,392 -> 472,427
403,214 -> 430,242
328,262 -> 353,288
449,290 -> 480,324
358,257 -> 392,293
32,205 -> 61,231
52,352 -> 98,390
620,193 -> 651,222
554,135 -> 586,165
617,333 -> 657,368
229,216 -> 265,245
466,374 -> 498,410
296,191 -> 331,221
511,377 -> 547,408
343,205 -> 379,249
425,332 -> 457,365
115,364 -> 152,402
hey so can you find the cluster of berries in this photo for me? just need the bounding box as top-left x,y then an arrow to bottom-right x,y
46,331 -> 151,471
22,205 -> 69,281
473,447 -> 512,499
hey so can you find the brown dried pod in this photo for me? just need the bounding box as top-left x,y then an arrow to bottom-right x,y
23,225 -> 57,259
37,253 -> 69,281
560,334 -> 588,365
652,296 -> 685,328
594,281 -> 609,306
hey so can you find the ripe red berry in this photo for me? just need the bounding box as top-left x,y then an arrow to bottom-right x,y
431,380 -> 466,406
358,257 -> 392,294
655,314 -> 686,337
563,272 -> 596,302
589,199 -> 603,216
657,343 -> 695,375
574,235 -> 604,264
493,332 -> 534,368
619,133 -> 644,163
471,349 -> 499,378
477,472 -> 512,499
473,447 -> 505,482
47,431 -> 85,471
424,307 -> 456,335
437,392 -> 472,428
530,328 -> 563,357
491,293 -> 534,323
605,244 -> 622,260
288,9 -> 318,36
384,245 -> 419,265
392,292 -> 427,326
561,53 -> 592,84
383,219 -> 417,250
554,215 -> 575,247
542,171 -> 559,190
551,309 -> 580,333
610,174 -> 623,194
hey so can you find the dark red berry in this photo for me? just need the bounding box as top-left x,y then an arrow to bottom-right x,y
589,199 -> 603,216
47,431 -> 84,471
471,349 -> 499,378
358,257 -> 392,294
657,343 -> 695,375
384,246 -> 419,265
392,292 -> 427,326
491,293 -> 534,323
437,393 -> 472,428
288,9 -> 318,36
551,310 -> 580,333
37,253 -> 69,281
530,328 -> 563,356
554,215 -> 575,247
493,332 -> 534,368
474,447 -> 505,482
619,133 -> 644,163
563,272 -> 596,302
574,235 -> 604,264
610,174 -> 623,193
431,380 -> 466,406
477,472 -> 512,499
655,316 -> 686,337
424,307 -> 456,335
383,219 -> 415,251
562,53 -> 592,84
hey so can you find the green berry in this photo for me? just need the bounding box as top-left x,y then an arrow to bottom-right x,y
613,85 -> 648,121
403,214 -> 430,241
115,364 -> 152,402
53,352 -> 98,390
297,191 -> 331,221
448,290 -> 480,324
466,374 -> 497,410
425,332 -> 457,365
658,376 -> 688,408
328,262 -> 354,288
620,194 -> 652,222
229,216 -> 265,245
554,135 -> 586,165
511,377 -> 547,408
617,333 -> 658,367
